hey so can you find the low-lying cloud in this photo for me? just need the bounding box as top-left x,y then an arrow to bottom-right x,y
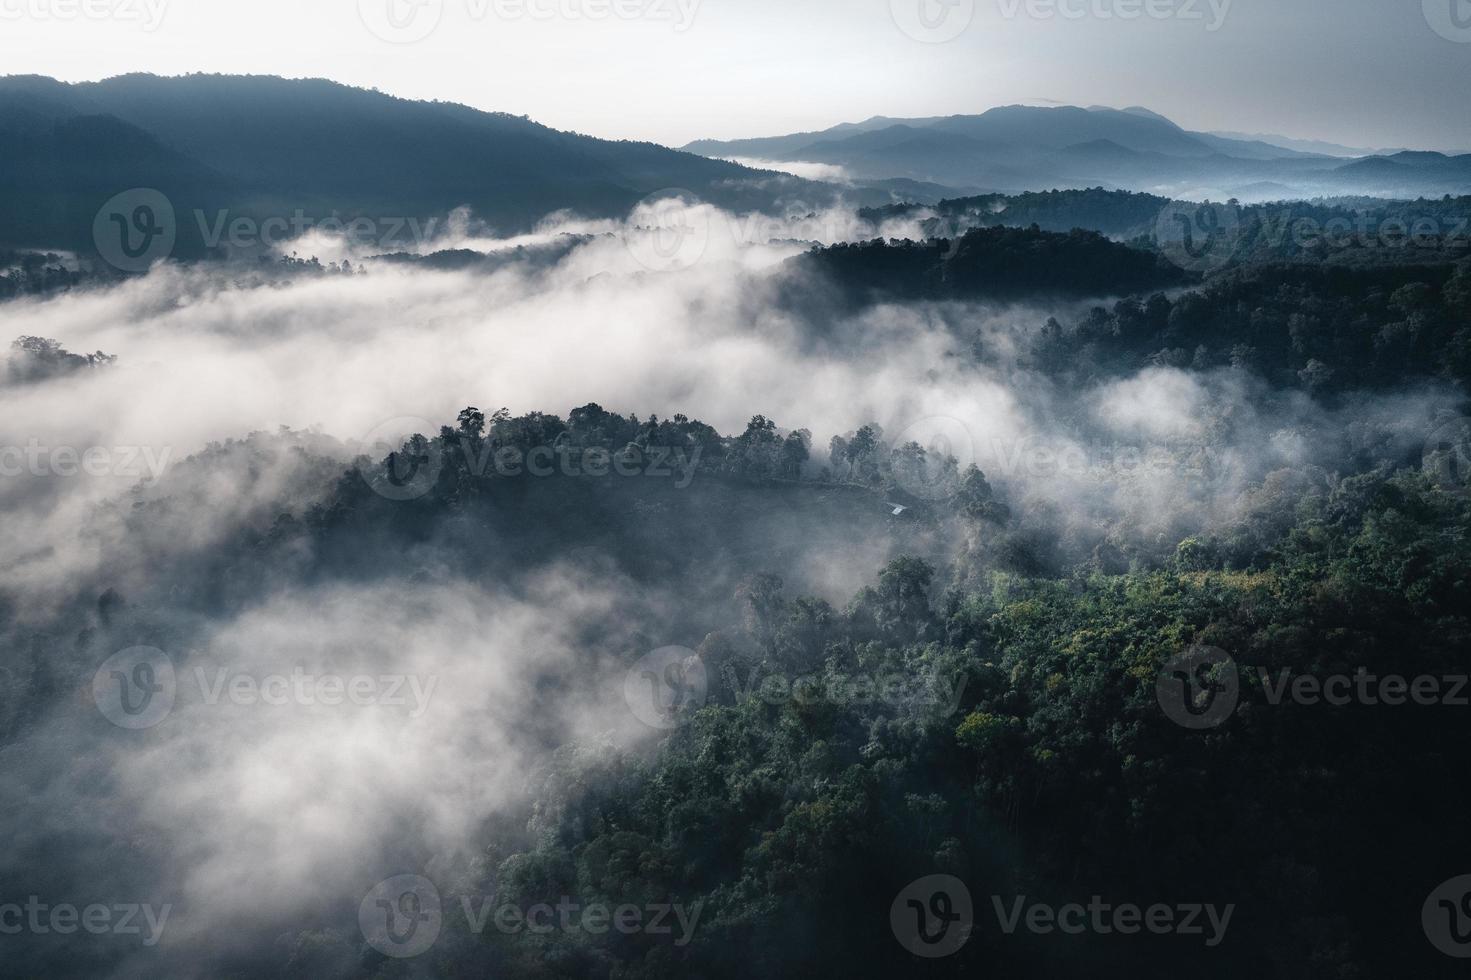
0,198 -> 1459,975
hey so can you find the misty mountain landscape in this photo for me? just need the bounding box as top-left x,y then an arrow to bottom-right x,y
688,103 -> 1471,202
2,2 -> 1470,978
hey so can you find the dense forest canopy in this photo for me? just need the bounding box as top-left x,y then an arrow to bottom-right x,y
2,178 -> 1469,979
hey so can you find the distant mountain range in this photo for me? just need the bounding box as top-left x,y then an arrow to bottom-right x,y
1205,130 -> 1404,159
683,105 -> 1471,203
0,73 -> 870,258
6,77 -> 1469,265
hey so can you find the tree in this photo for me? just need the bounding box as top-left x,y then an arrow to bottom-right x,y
780,430 -> 811,479
457,406 -> 486,438
956,466 -> 1010,524
738,573 -> 787,651
872,556 -> 935,641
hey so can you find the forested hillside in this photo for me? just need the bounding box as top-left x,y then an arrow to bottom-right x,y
3,220 -> 1469,975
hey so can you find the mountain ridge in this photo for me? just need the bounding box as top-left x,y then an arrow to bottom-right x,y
0,73 -> 831,257
683,105 -> 1471,202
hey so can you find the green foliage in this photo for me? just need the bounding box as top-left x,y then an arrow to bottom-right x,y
5,335 -> 115,384
1029,261 -> 1471,388
441,467 -> 1471,978
800,225 -> 1192,304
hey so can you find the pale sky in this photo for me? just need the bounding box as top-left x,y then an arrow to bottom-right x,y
1,0 -> 1468,150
